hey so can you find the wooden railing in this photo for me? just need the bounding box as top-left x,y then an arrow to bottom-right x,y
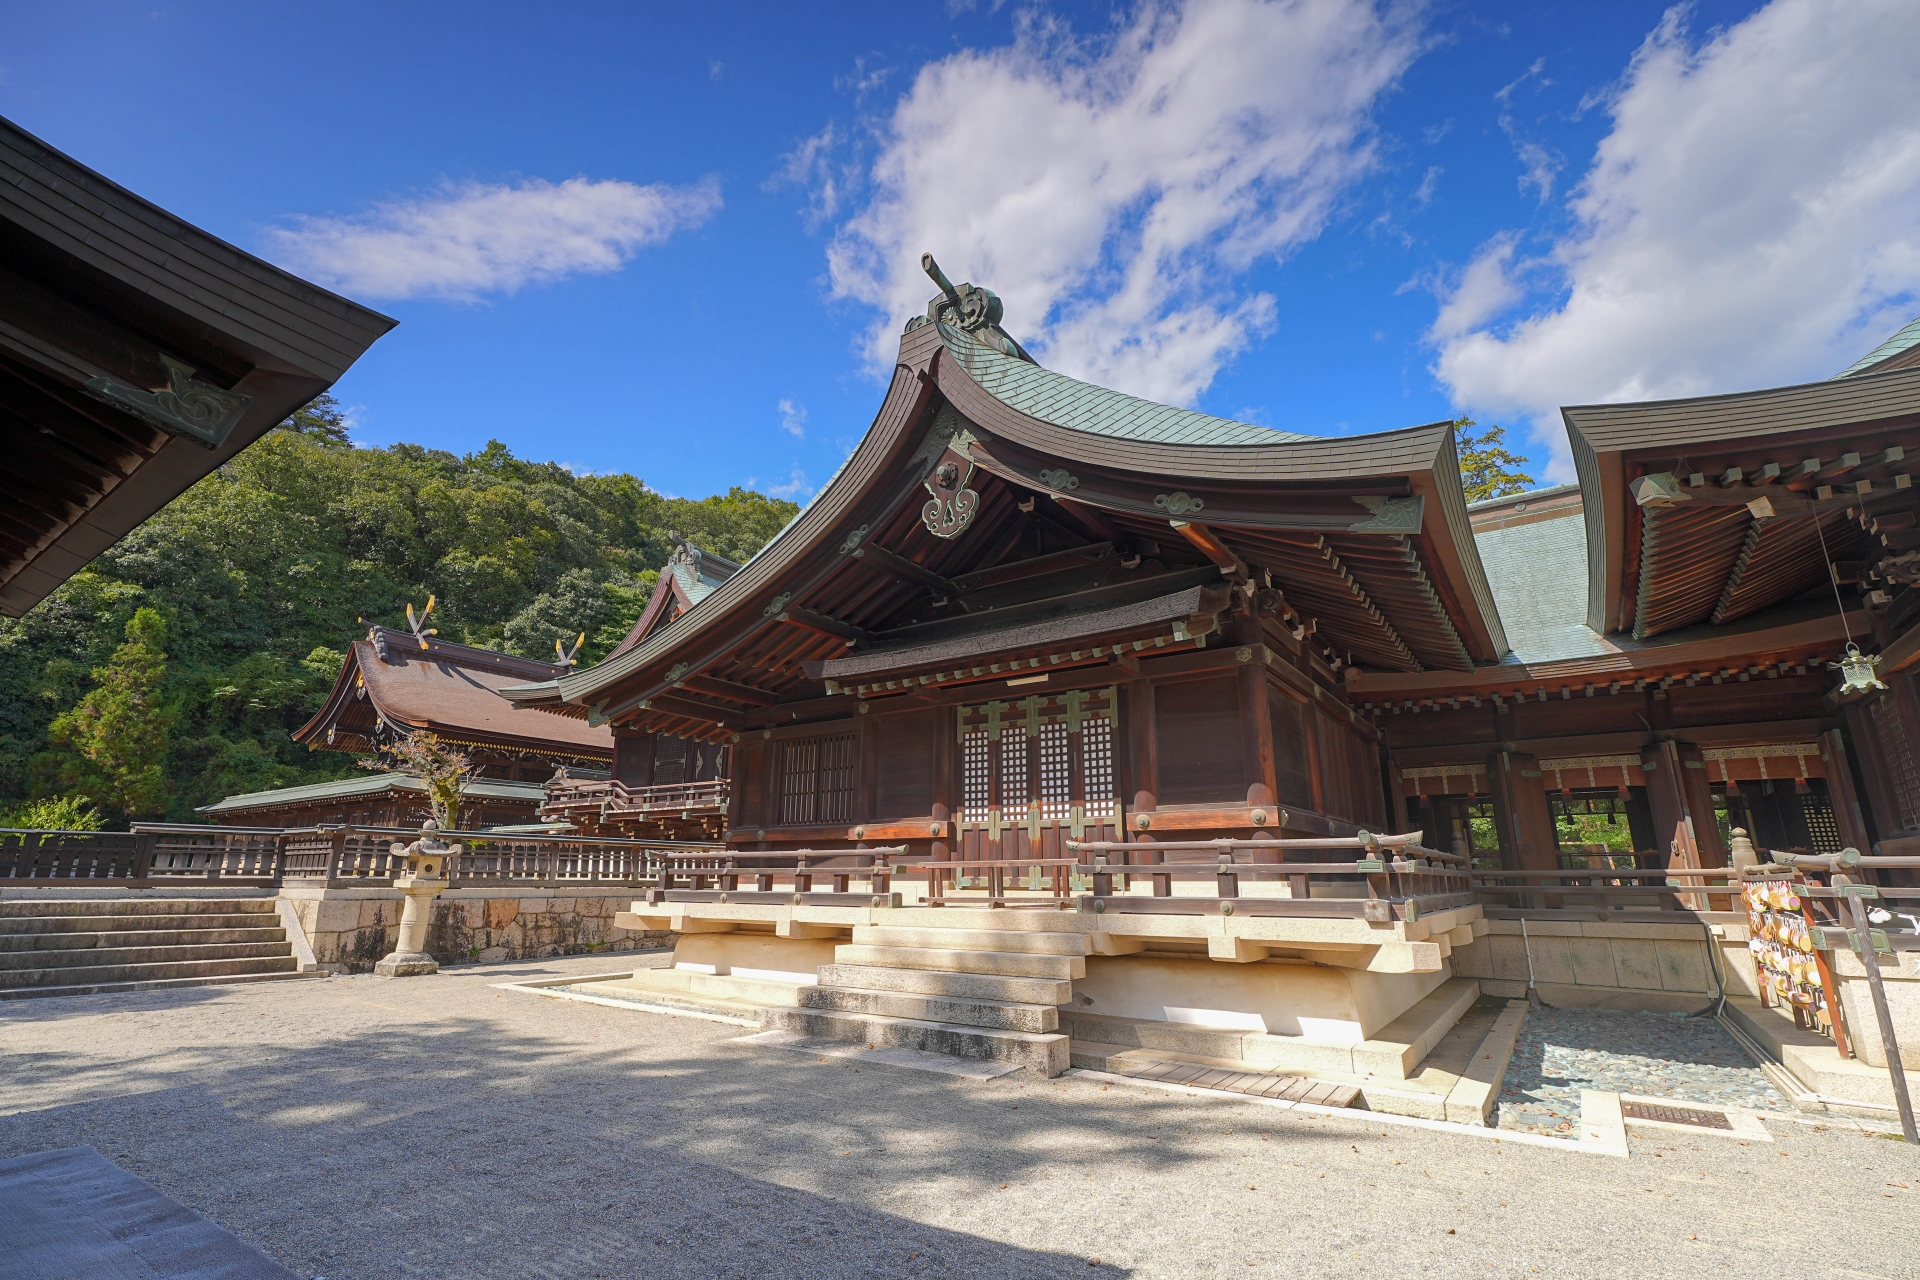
885,832 -> 1472,920
0,823 -> 723,889
0,825 -> 284,886
641,847 -> 907,908
540,777 -> 730,823
279,825 -> 723,885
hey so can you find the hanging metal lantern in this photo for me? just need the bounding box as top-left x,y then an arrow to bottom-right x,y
1830,643 -> 1888,696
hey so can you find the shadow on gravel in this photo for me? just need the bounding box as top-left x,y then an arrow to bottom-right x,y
0,986 -> 1350,1278
0,985 -> 233,1023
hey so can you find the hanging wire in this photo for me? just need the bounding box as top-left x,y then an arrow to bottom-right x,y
1812,511 -> 1855,647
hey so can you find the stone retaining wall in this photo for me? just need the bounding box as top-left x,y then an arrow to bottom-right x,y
1449,917 -> 1751,1014
277,885 -> 669,974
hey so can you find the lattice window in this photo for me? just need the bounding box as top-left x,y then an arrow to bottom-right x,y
999,728 -> 1030,816
1801,788 -> 1841,854
1038,722 -> 1072,821
1082,716 -> 1117,808
961,730 -> 992,823
778,733 -> 856,826
653,735 -> 688,786
1872,693 -> 1920,832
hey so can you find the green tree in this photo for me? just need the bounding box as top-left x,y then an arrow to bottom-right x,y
46,608 -> 176,818
0,430 -> 796,820
1453,417 -> 1536,503
0,793 -> 104,831
362,732 -> 472,829
279,392 -> 352,446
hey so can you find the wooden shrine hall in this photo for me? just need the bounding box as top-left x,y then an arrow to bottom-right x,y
537,538 -> 739,839
493,258 -> 1920,1101
203,621 -> 613,829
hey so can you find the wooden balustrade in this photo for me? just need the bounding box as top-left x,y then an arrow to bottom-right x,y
642,847 -> 907,908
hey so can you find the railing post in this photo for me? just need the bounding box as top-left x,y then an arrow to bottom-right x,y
131,829 -> 155,884
1215,851 -> 1239,899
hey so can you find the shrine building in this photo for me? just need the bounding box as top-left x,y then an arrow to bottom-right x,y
487,259 -> 1920,1100
203,624 -> 613,829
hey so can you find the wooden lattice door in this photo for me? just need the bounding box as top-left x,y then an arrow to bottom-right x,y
956,687 -> 1123,860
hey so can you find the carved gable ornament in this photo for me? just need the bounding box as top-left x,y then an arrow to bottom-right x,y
82,354 -> 251,450
921,446 -> 980,540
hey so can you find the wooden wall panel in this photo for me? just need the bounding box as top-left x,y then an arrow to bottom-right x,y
875,709 -> 938,818
612,734 -> 652,787
1268,687 -> 1313,808
1154,675 -> 1243,805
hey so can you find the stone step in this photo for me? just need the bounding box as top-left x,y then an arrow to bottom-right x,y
0,898 -> 275,919
0,940 -> 292,973
1071,1041 -> 1361,1108
852,925 -> 1089,955
0,970 -> 318,1002
0,926 -> 287,952
1059,1009 -> 1259,1061
817,963 -> 1071,1006
799,985 -> 1058,1032
834,944 -> 1085,981
602,967 -> 807,1010
760,1006 -> 1069,1077
0,913 -> 281,937
0,954 -> 299,990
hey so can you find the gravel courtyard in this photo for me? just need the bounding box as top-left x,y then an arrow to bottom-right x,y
3,954 -> 1918,1280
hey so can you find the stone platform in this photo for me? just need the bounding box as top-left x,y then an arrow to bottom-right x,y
577,896 -> 1514,1118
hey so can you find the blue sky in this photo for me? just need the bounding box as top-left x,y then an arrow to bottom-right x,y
6,0 -> 1918,500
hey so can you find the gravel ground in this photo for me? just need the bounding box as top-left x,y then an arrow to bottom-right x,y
3,954 -> 1918,1280
1496,1006 -> 1793,1137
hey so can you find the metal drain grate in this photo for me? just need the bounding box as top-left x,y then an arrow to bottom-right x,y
1621,1101 -> 1732,1130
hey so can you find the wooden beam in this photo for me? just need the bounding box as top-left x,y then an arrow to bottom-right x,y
949,542 -> 1113,593
1051,494 -> 1123,543
776,604 -> 871,646
677,674 -> 776,707
853,542 -> 961,597
1168,519 -> 1246,576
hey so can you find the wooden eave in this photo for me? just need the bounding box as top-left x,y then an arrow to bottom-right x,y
1565,365 -> 1920,636
0,116 -> 396,616
1346,608 -> 1866,705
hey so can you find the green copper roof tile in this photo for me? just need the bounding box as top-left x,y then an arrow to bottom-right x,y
1835,314 -> 1920,378
943,327 -> 1316,446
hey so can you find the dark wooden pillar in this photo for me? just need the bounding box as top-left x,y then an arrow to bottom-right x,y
855,707 -> 879,824
1488,749 -> 1557,872
931,703 -> 955,862
1386,755 -> 1411,836
1641,740 -> 1726,868
1820,727 -> 1876,855
1237,662 -> 1276,809
1127,679 -> 1157,819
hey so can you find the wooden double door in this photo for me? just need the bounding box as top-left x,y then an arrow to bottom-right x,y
955,687 -> 1123,859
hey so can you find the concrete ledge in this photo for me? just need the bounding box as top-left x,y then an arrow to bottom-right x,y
1579,1089 -> 1628,1154
1722,996 -> 1905,1114
1444,1001 -> 1528,1125
1351,978 -> 1479,1077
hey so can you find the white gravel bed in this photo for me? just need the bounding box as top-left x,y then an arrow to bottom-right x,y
3,953 -> 1917,1279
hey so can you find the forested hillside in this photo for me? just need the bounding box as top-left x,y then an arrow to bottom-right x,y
0,398 -> 798,826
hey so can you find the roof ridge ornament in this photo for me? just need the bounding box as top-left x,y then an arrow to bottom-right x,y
918,252 -> 1038,364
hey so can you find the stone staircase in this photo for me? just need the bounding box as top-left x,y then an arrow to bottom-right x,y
0,899 -> 307,999
761,920 -> 1081,1076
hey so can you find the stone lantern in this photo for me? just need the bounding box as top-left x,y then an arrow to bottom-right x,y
373,821 -> 458,977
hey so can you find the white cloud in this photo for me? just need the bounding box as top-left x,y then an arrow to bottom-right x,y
1413,164 -> 1442,209
777,398 -> 808,438
821,0 -> 1419,407
266,175 -> 722,301
766,468 -> 812,500
1432,0 -> 1920,481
